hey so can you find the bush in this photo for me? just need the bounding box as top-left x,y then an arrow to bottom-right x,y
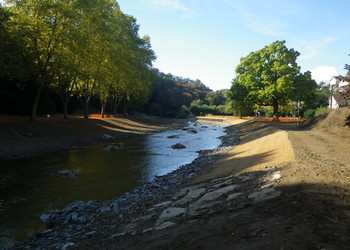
176,105 -> 190,119
303,109 -> 316,118
314,107 -> 329,117
265,110 -> 273,118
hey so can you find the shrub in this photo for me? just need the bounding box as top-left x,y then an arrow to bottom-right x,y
303,109 -> 316,118
314,107 -> 329,117
176,105 -> 190,119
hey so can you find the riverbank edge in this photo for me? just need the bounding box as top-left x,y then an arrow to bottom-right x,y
13,119 -> 239,249
0,115 -> 187,159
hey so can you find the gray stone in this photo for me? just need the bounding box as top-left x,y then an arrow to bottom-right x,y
61,242 -> 75,250
104,143 -> 123,152
171,143 -> 186,149
189,201 -> 223,212
271,172 -> 282,181
63,200 -> 85,212
261,181 -> 275,189
158,207 -> 187,221
175,184 -> 206,198
102,134 -> 115,141
194,185 -> 238,205
143,228 -> 154,233
40,214 -> 52,223
227,192 -> 243,202
100,206 -> 112,213
167,135 -> 179,139
155,222 -> 176,230
173,188 -> 207,206
187,129 -> 197,134
154,201 -> 172,208
55,169 -> 81,178
248,187 -> 282,202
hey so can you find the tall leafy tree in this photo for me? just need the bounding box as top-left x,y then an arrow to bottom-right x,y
235,40 -> 301,117
5,0 -> 68,119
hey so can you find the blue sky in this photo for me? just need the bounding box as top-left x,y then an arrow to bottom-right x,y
119,0 -> 350,90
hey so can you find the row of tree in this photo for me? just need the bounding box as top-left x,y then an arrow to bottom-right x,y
0,0 -> 155,119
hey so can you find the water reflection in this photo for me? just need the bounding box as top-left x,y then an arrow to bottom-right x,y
0,122 -> 225,248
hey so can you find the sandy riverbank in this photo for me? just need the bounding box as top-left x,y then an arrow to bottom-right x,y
11,109 -> 350,249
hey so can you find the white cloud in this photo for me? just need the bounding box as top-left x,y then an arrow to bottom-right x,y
311,66 -> 338,83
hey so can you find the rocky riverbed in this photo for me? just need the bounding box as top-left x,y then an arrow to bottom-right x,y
8,111 -> 350,249
12,121 -> 241,249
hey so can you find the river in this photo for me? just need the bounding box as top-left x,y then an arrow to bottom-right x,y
0,122 -> 226,248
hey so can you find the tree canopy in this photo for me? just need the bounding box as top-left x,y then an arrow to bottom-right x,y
0,0 -> 155,119
234,40 -> 317,117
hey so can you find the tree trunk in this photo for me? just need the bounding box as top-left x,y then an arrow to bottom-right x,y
79,96 -> 90,119
31,84 -> 42,120
123,101 -> 128,117
100,101 -> 106,118
113,99 -> 122,117
239,107 -> 243,119
273,98 -> 279,119
60,92 -> 70,119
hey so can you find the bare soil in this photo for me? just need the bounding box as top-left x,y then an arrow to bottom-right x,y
102,109 -> 350,250
6,109 -> 350,249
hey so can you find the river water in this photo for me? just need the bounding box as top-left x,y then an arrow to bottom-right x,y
0,122 -> 225,248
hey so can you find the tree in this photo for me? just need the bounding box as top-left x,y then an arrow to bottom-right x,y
5,0 -> 69,120
291,71 -> 318,107
235,40 -> 301,117
225,79 -> 253,118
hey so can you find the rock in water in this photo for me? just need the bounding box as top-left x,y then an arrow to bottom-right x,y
104,142 -> 123,152
187,130 -> 197,134
171,143 -> 186,149
102,134 -> 115,142
55,169 -> 81,178
167,135 -> 179,139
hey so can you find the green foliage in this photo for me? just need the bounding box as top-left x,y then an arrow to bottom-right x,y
146,70 -> 213,116
303,107 -> 329,118
190,104 -> 231,116
303,109 -> 316,118
314,81 -> 331,108
225,79 -> 254,118
314,107 -> 329,117
234,40 -> 317,117
176,105 -> 190,119
0,0 -> 155,118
